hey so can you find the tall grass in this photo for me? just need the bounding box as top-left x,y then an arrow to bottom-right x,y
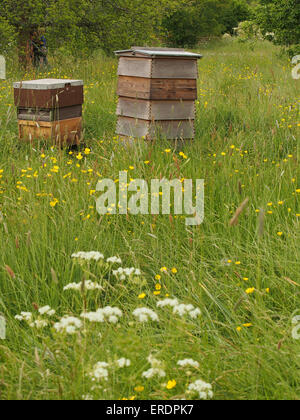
0,39 -> 299,400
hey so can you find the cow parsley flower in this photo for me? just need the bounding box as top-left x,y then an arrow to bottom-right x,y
29,319 -> 48,329
113,267 -> 141,281
15,312 -> 33,322
90,362 -> 109,381
157,298 -> 201,319
81,307 -> 122,324
187,379 -> 213,400
54,316 -> 82,334
107,256 -> 122,265
157,298 -> 179,308
71,251 -> 104,262
173,304 -> 195,317
142,368 -> 166,379
39,306 -> 56,316
142,354 -> 166,379
63,280 -> 104,292
133,308 -> 159,322
177,359 -> 200,369
116,358 -> 131,368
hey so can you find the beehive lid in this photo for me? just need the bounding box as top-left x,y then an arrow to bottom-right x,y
14,79 -> 84,90
115,47 -> 202,59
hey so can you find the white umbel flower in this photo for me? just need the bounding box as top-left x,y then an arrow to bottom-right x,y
29,319 -> 48,329
157,298 -> 179,308
142,354 -> 166,378
116,358 -> 131,368
63,280 -> 103,292
187,379 -> 213,400
39,306 -> 56,316
81,307 -> 122,324
107,256 -> 122,265
177,359 -> 200,369
71,251 -> 104,262
157,298 -> 201,319
54,316 -> 82,334
113,267 -> 141,281
142,368 -> 166,379
133,308 -> 159,322
15,312 -> 33,322
91,362 -> 109,381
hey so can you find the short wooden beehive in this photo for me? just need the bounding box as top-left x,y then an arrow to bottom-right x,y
115,47 -> 202,140
14,79 -> 84,145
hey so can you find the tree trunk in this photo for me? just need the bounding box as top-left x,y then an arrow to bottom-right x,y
17,28 -> 33,69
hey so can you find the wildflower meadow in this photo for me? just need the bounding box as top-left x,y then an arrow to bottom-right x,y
0,39 -> 299,401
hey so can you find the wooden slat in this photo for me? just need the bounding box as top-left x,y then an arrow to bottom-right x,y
116,116 -> 195,139
152,59 -> 198,79
151,79 -> 197,100
18,117 -> 82,145
117,98 -> 151,120
118,57 -> 152,78
116,98 -> 195,120
17,105 -> 82,122
14,85 -> 84,108
151,101 -> 195,120
116,116 -> 149,138
117,76 -> 197,100
117,76 -> 151,100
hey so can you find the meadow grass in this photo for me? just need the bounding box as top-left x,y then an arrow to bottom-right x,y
0,39 -> 299,400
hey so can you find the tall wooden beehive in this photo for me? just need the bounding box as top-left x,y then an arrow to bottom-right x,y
115,47 -> 202,140
14,79 -> 84,145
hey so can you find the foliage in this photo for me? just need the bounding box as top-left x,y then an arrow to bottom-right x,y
0,17 -> 16,55
163,0 -> 250,48
255,0 -> 300,52
0,40 -> 299,400
234,20 -> 264,42
0,0 -> 181,58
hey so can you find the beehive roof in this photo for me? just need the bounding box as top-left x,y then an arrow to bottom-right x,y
14,79 -> 83,90
115,47 -> 202,59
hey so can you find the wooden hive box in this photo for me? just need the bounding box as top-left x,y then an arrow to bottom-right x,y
115,47 -> 202,140
14,79 -> 84,145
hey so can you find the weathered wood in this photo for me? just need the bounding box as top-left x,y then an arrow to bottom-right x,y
117,76 -> 197,100
117,97 -> 151,120
117,98 -> 195,120
116,116 -> 194,140
18,117 -> 82,145
115,47 -> 202,140
14,85 -> 84,109
118,57 -> 152,78
118,57 -> 198,79
117,117 -> 149,138
17,105 -> 82,122
151,100 -> 195,120
152,59 -> 198,79
151,79 -> 197,100
117,76 -> 151,100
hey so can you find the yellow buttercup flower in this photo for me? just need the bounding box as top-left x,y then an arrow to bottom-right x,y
246,287 -> 255,295
166,380 -> 177,390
